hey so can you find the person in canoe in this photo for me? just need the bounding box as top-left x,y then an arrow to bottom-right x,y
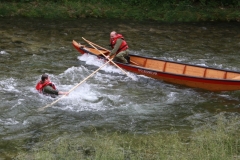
107,31 -> 130,64
35,74 -> 68,97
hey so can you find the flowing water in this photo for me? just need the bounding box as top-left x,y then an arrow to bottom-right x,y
0,17 -> 240,158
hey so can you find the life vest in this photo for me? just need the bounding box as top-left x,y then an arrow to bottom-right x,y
35,80 -> 56,93
110,34 -> 128,54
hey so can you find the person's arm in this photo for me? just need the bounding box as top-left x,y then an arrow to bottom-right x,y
43,86 -> 58,95
58,91 -> 69,95
43,86 -> 68,96
109,39 -> 123,56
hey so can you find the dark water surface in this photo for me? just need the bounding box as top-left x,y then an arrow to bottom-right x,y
0,17 -> 240,158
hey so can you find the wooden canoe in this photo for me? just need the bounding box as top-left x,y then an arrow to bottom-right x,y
72,40 -> 240,91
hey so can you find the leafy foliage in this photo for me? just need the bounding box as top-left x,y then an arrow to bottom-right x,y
0,0 -> 239,7
0,0 -> 239,22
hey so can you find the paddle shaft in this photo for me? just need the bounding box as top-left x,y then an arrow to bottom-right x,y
82,37 -> 134,79
83,38 -> 139,66
38,60 -> 111,111
83,39 -> 110,52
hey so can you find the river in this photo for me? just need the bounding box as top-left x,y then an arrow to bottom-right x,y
0,17 -> 240,158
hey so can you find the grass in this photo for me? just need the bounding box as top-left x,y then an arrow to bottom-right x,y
15,115 -> 240,160
0,1 -> 239,22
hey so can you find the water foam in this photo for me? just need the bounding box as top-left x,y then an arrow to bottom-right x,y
0,51 -> 8,54
59,83 -> 108,112
78,54 -> 125,74
35,54 -> 141,112
0,118 -> 19,125
78,54 -> 138,80
36,64 -> 112,112
0,78 -> 19,92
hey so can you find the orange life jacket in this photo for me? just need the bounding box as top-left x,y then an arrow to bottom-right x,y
110,34 -> 128,54
35,80 -> 56,93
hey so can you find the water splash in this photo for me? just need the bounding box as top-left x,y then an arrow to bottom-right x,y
0,50 -> 8,54
0,78 -> 19,92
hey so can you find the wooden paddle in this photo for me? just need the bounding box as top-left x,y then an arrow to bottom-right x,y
82,37 -> 139,66
38,60 -> 111,111
82,39 -> 110,52
82,37 -> 134,80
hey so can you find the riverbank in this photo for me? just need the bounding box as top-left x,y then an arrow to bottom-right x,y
0,1 -> 239,22
15,115 -> 240,159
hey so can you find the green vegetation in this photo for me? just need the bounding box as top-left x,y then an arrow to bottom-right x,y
0,0 -> 239,22
15,115 -> 240,160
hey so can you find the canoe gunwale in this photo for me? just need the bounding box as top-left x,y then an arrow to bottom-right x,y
129,54 -> 240,76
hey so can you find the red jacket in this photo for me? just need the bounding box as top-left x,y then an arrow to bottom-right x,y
110,34 -> 128,54
35,80 -> 56,93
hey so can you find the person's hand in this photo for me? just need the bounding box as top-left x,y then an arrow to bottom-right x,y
107,54 -> 114,60
59,91 -> 69,96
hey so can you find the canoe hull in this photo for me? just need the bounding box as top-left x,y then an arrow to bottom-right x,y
118,63 -> 240,91
72,40 -> 240,91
